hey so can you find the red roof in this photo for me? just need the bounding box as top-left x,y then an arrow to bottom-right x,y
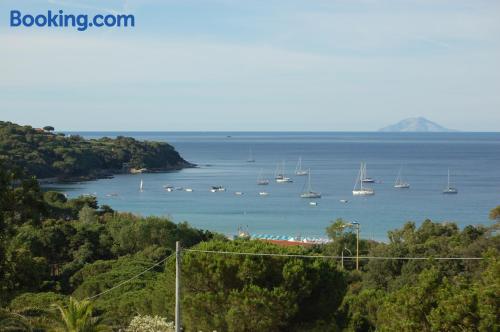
260,239 -> 315,247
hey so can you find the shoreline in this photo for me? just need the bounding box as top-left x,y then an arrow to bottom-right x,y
38,161 -> 197,184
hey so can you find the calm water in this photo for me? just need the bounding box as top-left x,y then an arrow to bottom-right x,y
45,132 -> 500,241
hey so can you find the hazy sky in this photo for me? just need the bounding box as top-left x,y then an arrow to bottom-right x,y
1,0 -> 499,131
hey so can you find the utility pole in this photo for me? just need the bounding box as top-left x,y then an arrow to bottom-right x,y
342,222 -> 360,271
353,222 -> 360,271
175,241 -> 181,332
341,249 -> 344,269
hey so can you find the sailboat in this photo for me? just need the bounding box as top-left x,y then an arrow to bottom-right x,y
353,163 -> 374,196
300,169 -> 321,198
394,167 -> 410,189
443,169 -> 458,194
295,157 -> 308,176
275,161 -> 292,183
257,168 -> 270,185
139,179 -> 144,192
247,148 -> 255,162
361,163 -> 375,183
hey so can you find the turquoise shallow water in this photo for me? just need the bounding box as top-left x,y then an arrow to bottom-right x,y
45,132 -> 500,241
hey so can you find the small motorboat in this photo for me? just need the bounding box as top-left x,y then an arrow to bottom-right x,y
210,186 -> 226,192
259,191 -> 269,196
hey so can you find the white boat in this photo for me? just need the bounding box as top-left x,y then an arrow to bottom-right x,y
210,186 -> 226,192
443,169 -> 458,194
185,188 -> 193,192
165,186 -> 174,192
339,199 -> 348,203
259,191 -> 269,196
139,179 -> 144,192
235,191 -> 244,195
353,163 -> 375,196
309,201 -> 318,206
257,169 -> 270,185
361,163 -> 375,183
394,167 -> 410,189
295,157 -> 308,176
300,169 -> 321,198
275,161 -> 293,183
247,148 -> 255,163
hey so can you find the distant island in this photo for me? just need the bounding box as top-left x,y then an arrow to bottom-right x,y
379,117 -> 456,132
0,121 -> 193,181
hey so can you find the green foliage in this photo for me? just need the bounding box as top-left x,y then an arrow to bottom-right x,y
1,156 -> 499,331
489,206 -> 500,222
0,308 -> 34,332
0,161 -> 214,310
70,251 -> 166,326
78,206 -> 98,224
54,297 -> 109,332
10,292 -> 66,311
151,240 -> 347,332
0,121 -> 190,180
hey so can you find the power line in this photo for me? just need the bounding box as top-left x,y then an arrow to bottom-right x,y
85,253 -> 174,301
183,248 -> 483,261
81,248 -> 482,303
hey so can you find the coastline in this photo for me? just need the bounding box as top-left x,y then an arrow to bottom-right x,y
38,161 -> 197,184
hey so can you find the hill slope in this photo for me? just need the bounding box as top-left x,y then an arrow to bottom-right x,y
0,121 -> 192,180
379,117 -> 455,132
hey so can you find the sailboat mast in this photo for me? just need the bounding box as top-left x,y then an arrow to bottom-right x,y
307,169 -> 312,191
360,163 -> 365,190
395,167 -> 402,185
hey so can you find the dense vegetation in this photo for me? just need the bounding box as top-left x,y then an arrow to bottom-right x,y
0,163 -> 498,331
0,121 -> 191,180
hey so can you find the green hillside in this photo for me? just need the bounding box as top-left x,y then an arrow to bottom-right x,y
0,121 -> 192,180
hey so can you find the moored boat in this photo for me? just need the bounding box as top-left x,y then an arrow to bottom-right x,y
443,169 -> 458,194
210,186 -> 226,192
394,166 -> 410,189
295,157 -> 308,176
353,162 -> 375,196
300,169 -> 321,198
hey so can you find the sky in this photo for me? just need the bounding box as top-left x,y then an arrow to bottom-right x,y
1,0 -> 499,131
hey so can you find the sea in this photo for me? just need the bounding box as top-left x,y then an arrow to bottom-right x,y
44,132 -> 500,241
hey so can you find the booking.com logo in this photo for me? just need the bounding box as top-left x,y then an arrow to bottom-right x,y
10,10 -> 135,31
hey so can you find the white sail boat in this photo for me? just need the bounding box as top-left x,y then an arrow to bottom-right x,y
443,169 -> 458,194
275,161 -> 292,183
295,157 -> 308,176
361,163 -> 375,183
300,169 -> 321,198
139,179 -> 144,192
247,148 -> 255,162
353,163 -> 374,196
257,168 -> 270,185
394,166 -> 410,189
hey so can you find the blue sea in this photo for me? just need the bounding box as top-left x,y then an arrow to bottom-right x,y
45,132 -> 500,241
